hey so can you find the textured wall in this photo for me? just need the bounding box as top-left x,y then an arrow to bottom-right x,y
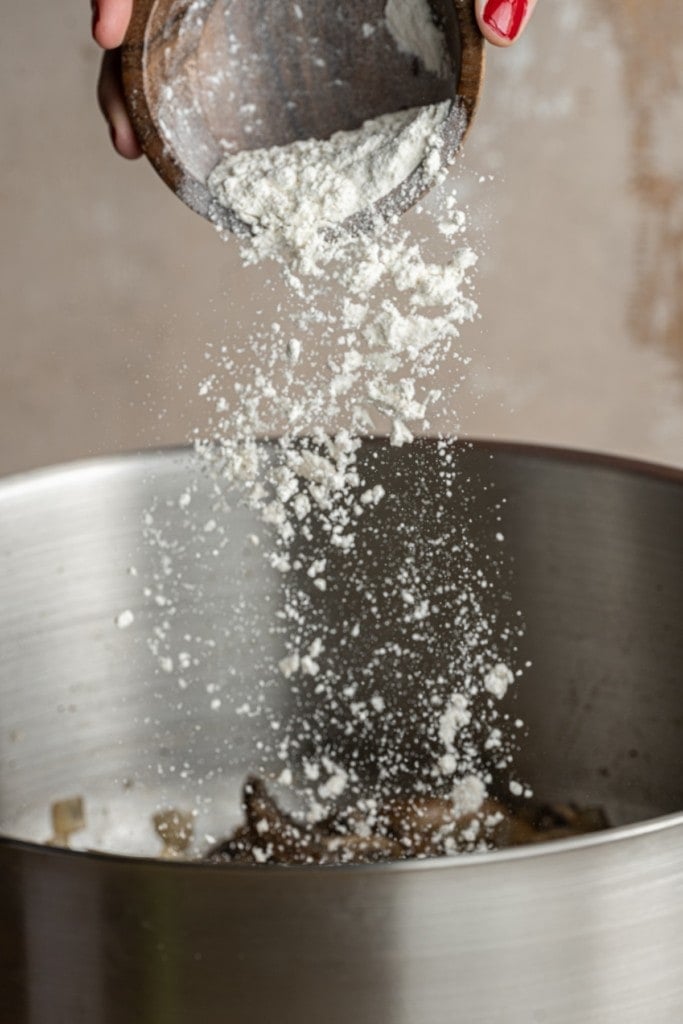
0,0 -> 681,475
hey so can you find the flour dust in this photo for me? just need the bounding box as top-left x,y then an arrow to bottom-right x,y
128,2 -> 527,859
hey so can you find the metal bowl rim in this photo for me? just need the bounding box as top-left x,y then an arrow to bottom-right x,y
2,810 -> 682,873
0,438 -> 682,495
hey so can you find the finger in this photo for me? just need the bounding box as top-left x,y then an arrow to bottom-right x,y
475,0 -> 538,47
98,49 -> 143,159
92,0 -> 134,50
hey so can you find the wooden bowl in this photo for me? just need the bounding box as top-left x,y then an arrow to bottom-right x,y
122,0 -> 485,230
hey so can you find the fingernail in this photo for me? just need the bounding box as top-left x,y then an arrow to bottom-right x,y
91,0 -> 99,33
482,0 -> 528,42
109,122 -> 117,148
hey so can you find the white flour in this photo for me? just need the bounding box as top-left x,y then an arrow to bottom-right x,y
203,102 -> 477,564
138,6 -> 525,857
208,104 -> 452,273
385,0 -> 450,78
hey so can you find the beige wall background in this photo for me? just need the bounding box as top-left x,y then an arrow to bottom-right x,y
0,0 -> 682,477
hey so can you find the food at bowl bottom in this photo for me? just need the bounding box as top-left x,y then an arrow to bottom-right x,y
202,775 -> 610,865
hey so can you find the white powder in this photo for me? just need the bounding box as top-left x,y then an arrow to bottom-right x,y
385,0 -> 450,78
139,6 -> 527,857
451,775 -> 487,817
208,103 -> 452,274
438,693 -> 472,749
197,95 -> 515,828
318,758 -> 349,800
278,652 -> 300,678
484,663 -> 515,700
203,103 -> 476,567
115,609 -> 135,630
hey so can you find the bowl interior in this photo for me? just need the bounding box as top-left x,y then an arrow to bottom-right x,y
0,442 -> 682,857
136,0 -> 459,183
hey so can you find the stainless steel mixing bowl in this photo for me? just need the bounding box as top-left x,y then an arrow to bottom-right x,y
1,441 -> 682,1023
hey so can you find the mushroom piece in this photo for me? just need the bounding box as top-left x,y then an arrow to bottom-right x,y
206,778 -> 611,865
153,808 -> 195,858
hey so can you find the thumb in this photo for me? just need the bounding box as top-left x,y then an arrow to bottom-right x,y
475,0 -> 538,47
92,0 -> 134,50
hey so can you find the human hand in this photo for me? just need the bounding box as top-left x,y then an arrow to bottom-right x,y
93,0 -> 539,159
475,0 -> 538,47
93,0 -> 142,158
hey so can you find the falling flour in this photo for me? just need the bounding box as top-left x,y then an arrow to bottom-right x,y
138,4 -> 525,858
201,101 -> 477,563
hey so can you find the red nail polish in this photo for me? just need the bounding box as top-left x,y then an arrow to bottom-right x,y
482,0 -> 528,41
